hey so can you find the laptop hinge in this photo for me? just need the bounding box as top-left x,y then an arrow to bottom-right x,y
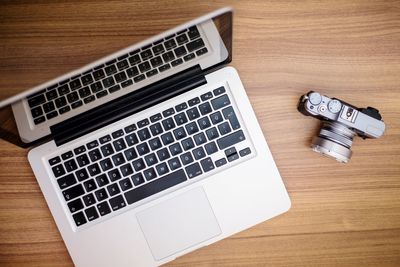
51,65 -> 206,146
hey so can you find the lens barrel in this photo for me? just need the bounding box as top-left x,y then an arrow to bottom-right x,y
311,121 -> 356,163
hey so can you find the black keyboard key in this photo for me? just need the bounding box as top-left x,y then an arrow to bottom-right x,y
149,137 -> 162,150
138,118 -> 150,128
71,100 -> 83,109
109,84 -> 121,93
73,211 -> 87,227
99,158 -> 113,172
76,169 -> 89,181
90,81 -> 103,93
76,154 -> 90,167
137,128 -> 151,141
121,79 -> 133,88
66,92 -> 79,103
171,58 -> 183,67
124,124 -> 137,133
131,173 -> 144,186
150,56 -> 163,68
55,96 -> 67,108
78,87 -> 91,98
169,142 -> 183,156
68,198 -> 84,213
112,153 -> 125,166
162,51 -> 175,62
136,143 -> 150,156
31,106 -> 43,118
138,61 -> 151,72
105,65 -> 117,75
102,77 -> 115,88
125,133 -> 139,146
206,127 -> 219,141
215,158 -> 227,167
62,184 -> 85,201
140,49 -> 153,60
97,201 -> 111,216
239,147 -> 252,157
113,138 -> 126,152
88,148 -> 102,162
162,117 -> 175,131
93,69 -> 105,80
59,105 -> 71,114
188,26 -> 200,39
173,127 -> 186,140
185,122 -> 199,135
69,79 -> 82,91
205,141 -> 218,155
211,94 -> 230,110
119,178 -> 133,191
158,64 -> 170,72
46,110 -> 58,120
128,54 -> 140,65
150,113 -> 162,123
222,106 -> 241,130
81,74 -> 93,86
185,162 -> 202,179
61,151 -> 73,161
149,123 -> 163,136
108,169 -> 122,182
101,143 -> 114,157
100,135 -> 111,144
114,71 -> 127,83
87,140 -> 99,150
193,147 -> 206,160
162,108 -> 175,117
88,163 -> 101,176
46,89 -> 58,101
180,152 -> 194,165
174,46 -> 187,57
152,44 -> 165,55
57,85 -> 70,96
198,117 -> 211,130
43,101 -> 55,113
196,47 -> 208,56
168,157 -> 181,171
183,53 -> 195,61
143,167 -> 157,181
198,102 -> 212,115
64,159 -> 78,172
28,94 -> 46,108
210,111 -> 223,124
176,33 -> 188,45
83,193 -> 96,206
161,132 -> 174,145
96,174 -> 109,187
132,158 -> 145,172
122,148 -> 136,164
218,121 -> 232,135
200,157 -> 215,172
164,39 -> 177,50
83,179 -> 97,192
48,156 -> 61,166
193,132 -> 207,146
186,107 -> 200,120
200,91 -> 213,101
52,164 -> 65,178
155,162 -> 169,176
74,145 -> 86,155
156,148 -> 170,161
227,152 -> 239,162
144,153 -> 158,166
187,97 -> 199,107
217,130 -> 245,150
213,86 -> 226,96
181,137 -> 194,151
124,169 -> 187,205
85,206 -> 99,221
57,173 -> 77,190
186,38 -> 205,52
34,116 -> 46,125
117,59 -> 129,71
112,130 -> 124,139
146,69 -> 158,78
109,195 -> 126,211
120,163 -> 133,177
107,183 -> 121,197
174,112 -> 188,125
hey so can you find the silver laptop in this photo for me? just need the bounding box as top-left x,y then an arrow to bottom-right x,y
0,7 -> 291,267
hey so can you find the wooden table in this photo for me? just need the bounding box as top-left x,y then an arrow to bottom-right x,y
1,1 -> 399,266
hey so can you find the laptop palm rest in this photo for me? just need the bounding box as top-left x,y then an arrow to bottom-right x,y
136,187 -> 221,261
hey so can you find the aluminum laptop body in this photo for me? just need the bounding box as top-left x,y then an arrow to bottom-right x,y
0,7 -> 291,267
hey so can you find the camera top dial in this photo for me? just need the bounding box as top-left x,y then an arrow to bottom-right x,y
328,99 -> 342,113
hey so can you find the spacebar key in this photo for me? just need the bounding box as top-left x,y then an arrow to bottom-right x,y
124,169 -> 187,205
217,130 -> 246,150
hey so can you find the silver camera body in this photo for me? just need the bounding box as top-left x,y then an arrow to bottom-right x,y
298,91 -> 386,163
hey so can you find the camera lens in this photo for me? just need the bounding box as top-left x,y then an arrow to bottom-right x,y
311,121 -> 356,163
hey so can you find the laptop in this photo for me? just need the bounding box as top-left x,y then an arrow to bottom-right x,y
0,7 -> 291,267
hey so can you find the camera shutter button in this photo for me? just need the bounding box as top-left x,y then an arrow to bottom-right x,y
308,92 -> 322,105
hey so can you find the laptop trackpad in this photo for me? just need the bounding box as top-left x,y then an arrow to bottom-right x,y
136,187 -> 221,261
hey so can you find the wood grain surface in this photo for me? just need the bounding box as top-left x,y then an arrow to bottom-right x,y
1,0 -> 400,266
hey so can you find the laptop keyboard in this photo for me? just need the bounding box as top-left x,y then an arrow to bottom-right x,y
27,26 -> 209,125
48,86 -> 252,227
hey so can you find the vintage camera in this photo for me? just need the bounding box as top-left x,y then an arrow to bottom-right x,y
297,91 -> 385,163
